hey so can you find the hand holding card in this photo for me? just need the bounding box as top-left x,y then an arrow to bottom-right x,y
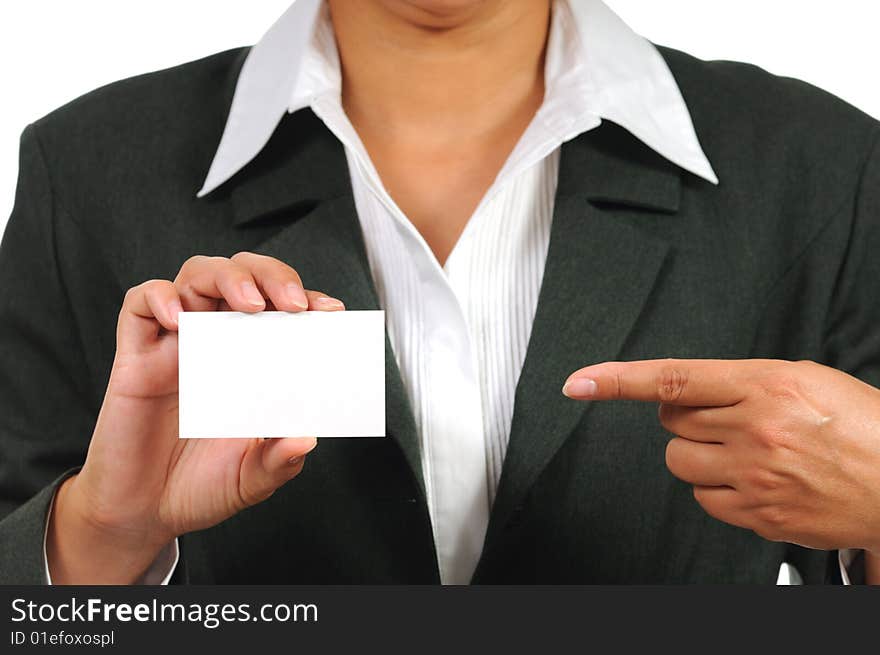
46,252 -> 364,584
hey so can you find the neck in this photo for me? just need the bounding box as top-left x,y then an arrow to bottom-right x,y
327,0 -> 552,144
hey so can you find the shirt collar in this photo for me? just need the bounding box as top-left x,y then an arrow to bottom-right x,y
198,0 -> 718,198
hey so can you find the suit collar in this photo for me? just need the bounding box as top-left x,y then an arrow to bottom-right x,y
201,109 -> 685,228
566,119 -> 684,212
198,108 -> 351,227
548,0 -> 717,185
197,0 -> 718,200
197,0 -> 324,198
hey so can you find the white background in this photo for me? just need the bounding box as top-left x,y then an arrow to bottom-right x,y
1,0 -> 878,237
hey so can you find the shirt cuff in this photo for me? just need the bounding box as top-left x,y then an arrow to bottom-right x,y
42,486 -> 179,585
839,548 -> 864,585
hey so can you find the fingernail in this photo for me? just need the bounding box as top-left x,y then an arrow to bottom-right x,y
562,378 -> 597,398
287,455 -> 305,466
286,284 -> 309,310
241,281 -> 264,307
168,300 -> 183,327
315,296 -> 345,310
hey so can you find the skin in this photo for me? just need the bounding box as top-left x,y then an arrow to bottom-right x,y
563,360 -> 880,582
329,0 -> 551,266
48,0 -> 880,584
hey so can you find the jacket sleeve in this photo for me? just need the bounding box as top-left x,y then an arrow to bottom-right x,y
823,128 -> 880,390
0,124 -> 112,584
827,129 -> 880,585
806,127 -> 880,585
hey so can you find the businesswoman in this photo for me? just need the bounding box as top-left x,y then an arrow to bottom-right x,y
1,0 -> 879,584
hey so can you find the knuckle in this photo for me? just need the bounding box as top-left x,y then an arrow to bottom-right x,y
755,368 -> 804,403
269,257 -> 299,278
209,255 -> 234,268
178,254 -> 227,280
232,252 -> 298,280
230,251 -> 257,263
691,488 -> 740,526
181,254 -> 210,270
238,481 -> 273,507
745,467 -> 784,494
752,421 -> 793,451
657,362 -> 689,403
611,368 -> 624,400
754,504 -> 789,537
692,487 -> 718,517
125,279 -> 165,304
141,278 -> 172,295
794,359 -> 821,375
211,258 -> 246,281
659,405 -> 708,436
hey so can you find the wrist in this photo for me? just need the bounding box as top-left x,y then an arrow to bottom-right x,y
47,475 -> 172,584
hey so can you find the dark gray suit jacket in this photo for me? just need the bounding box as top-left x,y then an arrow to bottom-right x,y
1,45 -> 878,584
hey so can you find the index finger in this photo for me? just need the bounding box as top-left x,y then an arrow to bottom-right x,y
562,359 -> 750,406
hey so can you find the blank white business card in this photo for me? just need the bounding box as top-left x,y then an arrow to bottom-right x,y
178,310 -> 386,438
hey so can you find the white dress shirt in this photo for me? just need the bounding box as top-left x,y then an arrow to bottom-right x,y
44,0 -> 855,585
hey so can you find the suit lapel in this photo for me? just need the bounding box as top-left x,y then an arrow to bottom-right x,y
199,109 -> 425,497
476,122 -> 684,569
